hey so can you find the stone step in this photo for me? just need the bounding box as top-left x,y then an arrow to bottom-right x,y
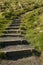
3,29 -> 21,33
11,22 -> 21,24
0,37 -> 24,42
0,45 -> 34,53
0,45 -> 35,60
12,20 -> 21,23
13,19 -> 20,21
0,33 -> 24,37
4,30 -> 25,34
0,39 -> 29,46
6,26 -> 20,29
12,21 -> 21,23
10,23 -> 20,26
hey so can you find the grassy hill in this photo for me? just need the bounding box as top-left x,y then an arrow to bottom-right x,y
0,0 -> 43,51
20,7 -> 43,51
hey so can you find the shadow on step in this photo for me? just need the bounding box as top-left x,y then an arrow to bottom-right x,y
0,50 -> 41,60
0,40 -> 30,48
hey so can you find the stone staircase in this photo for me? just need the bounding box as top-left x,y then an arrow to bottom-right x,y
0,17 -> 24,42
0,16 -> 36,59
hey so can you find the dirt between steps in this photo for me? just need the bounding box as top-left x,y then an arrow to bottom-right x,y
0,56 -> 43,65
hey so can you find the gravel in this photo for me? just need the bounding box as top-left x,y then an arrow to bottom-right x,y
0,56 -> 43,65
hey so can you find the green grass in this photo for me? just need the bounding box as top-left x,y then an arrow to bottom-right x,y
0,12 -> 12,36
0,0 -> 43,16
20,7 -> 43,51
0,0 -> 43,15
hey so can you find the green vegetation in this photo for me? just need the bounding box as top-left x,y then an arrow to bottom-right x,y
20,7 -> 43,51
0,52 -> 5,58
0,0 -> 43,36
0,1 -> 12,36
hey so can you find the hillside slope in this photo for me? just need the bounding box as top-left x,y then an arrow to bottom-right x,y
20,7 -> 43,51
0,0 -> 43,62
